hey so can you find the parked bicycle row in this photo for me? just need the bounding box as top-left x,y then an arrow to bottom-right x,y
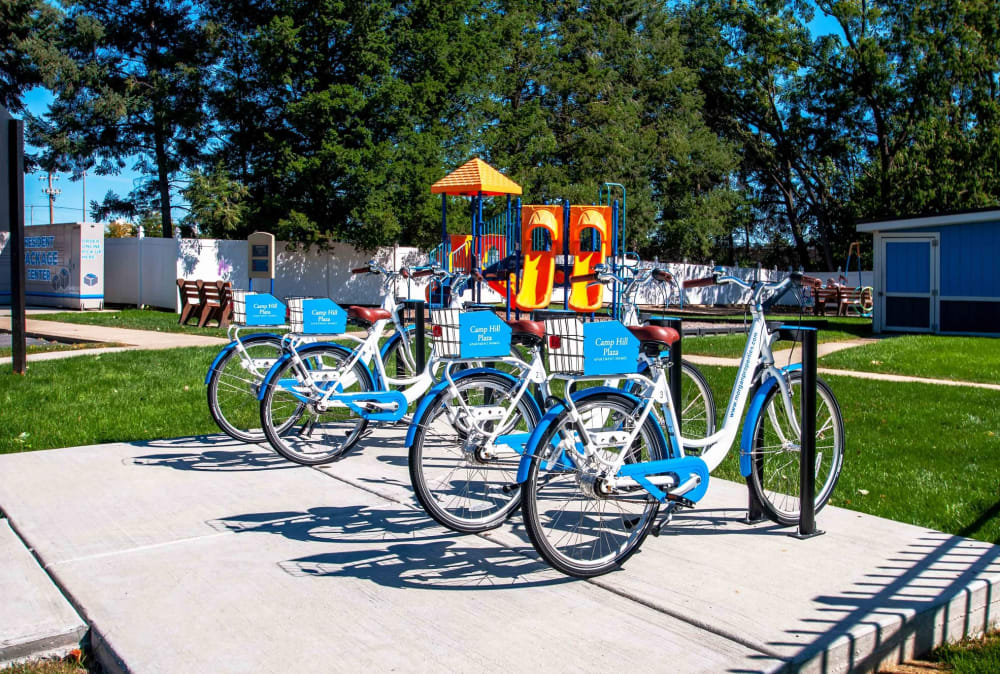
204,260 -> 844,577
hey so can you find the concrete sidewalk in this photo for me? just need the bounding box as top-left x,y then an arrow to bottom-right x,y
0,314 -> 228,364
1,428 -> 997,673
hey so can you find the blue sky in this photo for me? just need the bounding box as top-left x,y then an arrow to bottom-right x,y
21,87 -> 141,227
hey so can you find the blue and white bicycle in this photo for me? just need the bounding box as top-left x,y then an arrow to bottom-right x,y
519,269 -> 845,577
405,266 -> 717,534
255,262 -> 482,465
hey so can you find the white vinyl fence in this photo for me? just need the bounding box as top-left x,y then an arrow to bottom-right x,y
105,234 -> 438,311
102,234 -> 872,313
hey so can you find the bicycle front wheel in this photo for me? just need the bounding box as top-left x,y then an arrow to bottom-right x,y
746,372 -> 844,525
207,334 -> 284,443
259,345 -> 372,465
409,372 -> 539,533
522,392 -> 669,577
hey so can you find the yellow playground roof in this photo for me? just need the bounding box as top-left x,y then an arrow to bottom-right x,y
430,158 -> 522,196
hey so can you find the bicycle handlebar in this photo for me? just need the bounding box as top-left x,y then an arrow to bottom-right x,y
683,276 -> 717,288
351,266 -> 371,274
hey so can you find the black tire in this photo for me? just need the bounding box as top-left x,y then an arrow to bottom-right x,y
409,372 -> 540,533
746,372 -> 845,526
521,392 -> 669,577
259,345 -> 373,465
207,335 -> 284,443
381,325 -> 434,389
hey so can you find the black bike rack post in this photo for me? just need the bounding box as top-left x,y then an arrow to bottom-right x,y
790,326 -> 823,539
401,300 -> 427,375
645,316 -> 683,437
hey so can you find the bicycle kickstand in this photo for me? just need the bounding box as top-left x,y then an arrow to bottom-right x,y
651,493 -> 696,537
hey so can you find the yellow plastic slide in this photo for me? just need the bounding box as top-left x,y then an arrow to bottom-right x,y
567,207 -> 611,312
514,206 -> 560,312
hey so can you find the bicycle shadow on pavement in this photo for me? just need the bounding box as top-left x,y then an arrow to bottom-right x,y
129,436 -> 296,472
662,506 -> 791,537
208,504 -> 571,591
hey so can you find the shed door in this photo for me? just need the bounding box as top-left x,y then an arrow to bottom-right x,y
880,236 -> 938,332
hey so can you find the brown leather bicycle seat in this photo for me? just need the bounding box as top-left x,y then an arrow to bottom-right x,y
348,306 -> 391,323
507,320 -> 545,339
628,325 -> 680,347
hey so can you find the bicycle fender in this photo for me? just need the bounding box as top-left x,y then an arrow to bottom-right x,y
515,403 -> 566,484
256,342 -> 368,401
403,367 -> 532,447
739,364 -> 802,476
515,387 -> 669,483
378,324 -> 418,361
204,333 -> 279,384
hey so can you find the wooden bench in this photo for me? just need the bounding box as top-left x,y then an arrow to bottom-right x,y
812,284 -> 873,316
177,279 -> 233,328
177,279 -> 202,325
197,280 -> 233,328
838,286 -> 873,316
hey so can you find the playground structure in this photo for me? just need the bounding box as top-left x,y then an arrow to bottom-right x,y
427,158 -> 627,318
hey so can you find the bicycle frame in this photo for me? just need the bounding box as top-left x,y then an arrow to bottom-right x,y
538,274 -> 805,501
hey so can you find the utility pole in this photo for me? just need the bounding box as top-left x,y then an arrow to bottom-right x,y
40,172 -> 60,224
80,169 -> 87,222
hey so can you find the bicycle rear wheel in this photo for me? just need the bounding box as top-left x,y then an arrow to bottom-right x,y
409,372 -> 539,533
677,361 -> 716,440
522,392 -> 668,577
259,345 -> 372,465
746,372 -> 844,525
207,334 -> 284,443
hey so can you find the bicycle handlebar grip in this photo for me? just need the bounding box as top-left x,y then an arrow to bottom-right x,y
684,276 -> 717,288
351,266 -> 371,274
652,269 -> 673,283
570,273 -> 599,283
410,268 -> 435,278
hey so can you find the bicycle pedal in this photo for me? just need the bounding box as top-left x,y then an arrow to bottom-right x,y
665,493 -> 696,509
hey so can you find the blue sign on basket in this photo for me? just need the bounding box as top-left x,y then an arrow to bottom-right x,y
459,311 -> 511,358
583,321 -> 640,376
301,298 -> 347,334
245,294 -> 286,326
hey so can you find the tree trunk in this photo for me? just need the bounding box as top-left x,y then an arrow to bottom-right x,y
154,116 -> 173,238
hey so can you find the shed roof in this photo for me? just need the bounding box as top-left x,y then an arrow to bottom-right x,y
430,158 -> 522,196
857,207 -> 1000,233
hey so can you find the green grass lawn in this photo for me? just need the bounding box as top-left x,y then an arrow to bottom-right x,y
820,333 -> 1000,384
928,631 -> 1000,672
683,321 -> 870,359
31,307 -> 230,337
0,347 -> 221,452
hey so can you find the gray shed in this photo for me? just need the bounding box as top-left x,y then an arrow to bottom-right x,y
857,208 -> 1000,335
